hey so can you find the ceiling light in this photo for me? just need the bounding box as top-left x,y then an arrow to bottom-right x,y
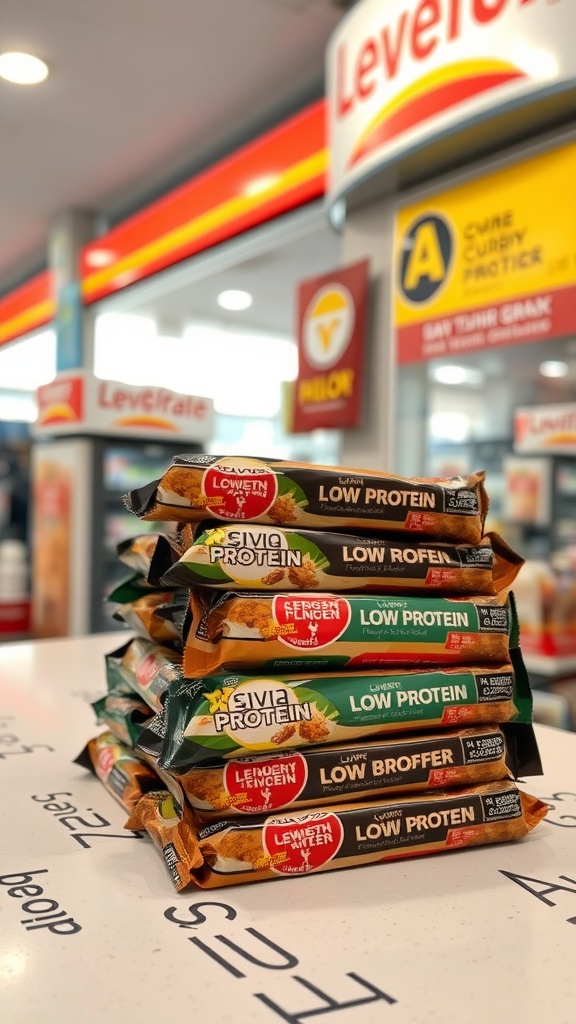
217,289 -> 253,311
0,52 -> 49,85
432,364 -> 483,386
539,360 -> 569,378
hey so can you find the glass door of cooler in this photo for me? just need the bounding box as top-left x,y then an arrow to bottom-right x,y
90,438 -> 201,633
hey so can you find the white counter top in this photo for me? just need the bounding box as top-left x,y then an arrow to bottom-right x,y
0,633 -> 575,1024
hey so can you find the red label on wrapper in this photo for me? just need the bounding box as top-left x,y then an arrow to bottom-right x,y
203,463 -> 278,520
224,752 -> 308,814
273,595 -> 351,649
263,812 -> 344,874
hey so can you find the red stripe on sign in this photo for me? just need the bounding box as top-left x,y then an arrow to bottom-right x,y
396,285 -> 576,364
350,71 -> 523,168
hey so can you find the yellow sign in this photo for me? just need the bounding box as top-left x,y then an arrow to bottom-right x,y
394,142 -> 576,363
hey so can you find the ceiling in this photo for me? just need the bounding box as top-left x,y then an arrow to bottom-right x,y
0,0 -> 345,293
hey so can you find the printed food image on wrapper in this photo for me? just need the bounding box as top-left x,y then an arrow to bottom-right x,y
184,589 -> 517,676
125,781 -> 548,890
162,525 -> 523,596
140,723 -> 541,820
135,653 -> 532,769
124,454 -> 488,543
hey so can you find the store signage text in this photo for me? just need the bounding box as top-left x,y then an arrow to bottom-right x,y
164,899 -> 397,1022
514,404 -> 576,454
327,0 -> 571,206
336,0 -> 538,121
0,869 -> 82,936
292,261 -> 369,433
393,143 -> 576,362
97,382 -> 209,420
35,370 -> 214,440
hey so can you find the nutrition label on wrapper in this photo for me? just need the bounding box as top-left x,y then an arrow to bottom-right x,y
0,634 -> 574,1024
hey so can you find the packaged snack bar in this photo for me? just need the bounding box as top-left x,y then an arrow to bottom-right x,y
117,534 -> 163,576
74,731 -> 163,812
105,638 -> 183,713
141,723 -> 541,820
184,589 -> 517,676
111,590 -> 189,645
163,525 -> 522,595
117,530 -> 195,587
126,780 -> 547,890
92,692 -> 153,747
136,653 -> 532,769
124,454 -> 488,543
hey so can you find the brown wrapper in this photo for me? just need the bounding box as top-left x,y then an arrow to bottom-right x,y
126,780 -> 547,890
143,724 -> 541,820
184,589 -> 515,677
113,591 -> 184,644
74,731 -> 163,812
163,527 -> 523,596
124,455 -> 488,544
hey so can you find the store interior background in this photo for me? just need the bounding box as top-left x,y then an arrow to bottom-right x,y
1,0 -> 576,729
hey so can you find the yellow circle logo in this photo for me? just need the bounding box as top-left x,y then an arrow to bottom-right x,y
303,284 -> 355,369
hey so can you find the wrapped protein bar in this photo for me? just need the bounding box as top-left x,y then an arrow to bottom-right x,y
135,653 -> 533,769
126,780 -> 547,890
92,692 -> 153,747
184,589 -> 517,676
106,638 -> 183,713
111,590 -> 189,646
140,723 -> 541,820
162,525 -> 522,595
124,455 -> 488,543
74,731 -> 163,812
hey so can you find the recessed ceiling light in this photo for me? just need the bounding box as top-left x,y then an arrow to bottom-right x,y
539,360 -> 569,378
0,52 -> 49,85
217,289 -> 253,311
432,364 -> 483,386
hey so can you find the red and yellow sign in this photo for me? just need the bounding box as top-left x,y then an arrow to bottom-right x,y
515,404 -> 576,455
327,0 -> 576,209
292,260 -> 369,433
0,272 -> 54,349
394,142 -> 576,363
81,101 -> 327,304
35,372 -> 213,441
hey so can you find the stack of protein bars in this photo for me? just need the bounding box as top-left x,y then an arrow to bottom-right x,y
76,455 -> 547,891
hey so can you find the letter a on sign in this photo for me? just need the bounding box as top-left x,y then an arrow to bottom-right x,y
400,214 -> 453,304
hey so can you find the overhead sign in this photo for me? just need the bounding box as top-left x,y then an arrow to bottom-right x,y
327,0 -> 576,206
34,371 -> 213,441
292,260 -> 369,433
393,142 -> 576,362
515,404 -> 576,454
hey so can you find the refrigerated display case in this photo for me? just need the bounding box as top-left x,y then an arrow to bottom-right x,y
31,437 -> 201,637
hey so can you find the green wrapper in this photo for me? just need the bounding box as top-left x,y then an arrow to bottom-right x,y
136,651 -> 533,770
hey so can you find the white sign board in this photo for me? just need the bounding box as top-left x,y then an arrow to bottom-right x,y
326,0 -> 576,207
515,403 -> 576,454
34,370 -> 214,442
